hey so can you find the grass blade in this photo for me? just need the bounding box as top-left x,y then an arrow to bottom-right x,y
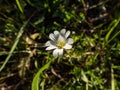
107,30 -> 120,44
16,0 -> 24,13
0,21 -> 29,72
32,60 -> 52,90
105,18 -> 120,43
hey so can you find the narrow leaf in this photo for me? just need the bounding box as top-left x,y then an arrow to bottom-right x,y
16,0 -> 24,13
81,70 -> 88,83
0,21 -> 29,72
107,31 -> 120,45
105,18 -> 120,43
32,60 -> 52,90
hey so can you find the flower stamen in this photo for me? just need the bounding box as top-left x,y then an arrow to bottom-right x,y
57,41 -> 66,49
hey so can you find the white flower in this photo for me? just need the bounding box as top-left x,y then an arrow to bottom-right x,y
45,29 -> 74,58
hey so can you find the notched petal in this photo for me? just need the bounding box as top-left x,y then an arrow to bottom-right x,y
63,44 -> 72,49
65,31 -> 70,38
54,31 -> 59,36
49,33 -> 55,41
53,49 -> 63,57
46,45 -> 57,50
58,49 -> 63,57
67,38 -> 74,44
53,49 -> 59,57
45,41 -> 51,46
60,29 -> 66,35
57,35 -> 66,43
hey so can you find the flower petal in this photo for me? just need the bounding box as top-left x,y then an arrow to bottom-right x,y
46,45 -> 57,50
65,31 -> 70,38
54,31 -> 59,36
53,31 -> 60,40
49,33 -> 55,41
60,29 -> 66,35
45,40 -> 56,46
67,38 -> 74,44
58,49 -> 63,57
53,49 -> 59,57
45,41 -> 51,46
63,44 -> 72,49
53,49 -> 63,57
57,35 -> 65,43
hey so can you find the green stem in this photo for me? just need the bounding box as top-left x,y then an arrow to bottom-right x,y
86,82 -> 88,90
111,64 -> 115,90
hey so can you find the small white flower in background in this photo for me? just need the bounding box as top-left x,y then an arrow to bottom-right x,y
45,29 -> 74,58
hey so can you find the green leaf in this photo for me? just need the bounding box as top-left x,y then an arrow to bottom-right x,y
32,60 -> 52,90
105,18 -> 120,43
26,0 -> 34,6
16,0 -> 24,13
81,70 -> 88,83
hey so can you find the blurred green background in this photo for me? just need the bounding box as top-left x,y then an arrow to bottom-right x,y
0,0 -> 120,90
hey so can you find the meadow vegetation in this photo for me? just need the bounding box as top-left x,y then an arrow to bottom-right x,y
0,0 -> 120,90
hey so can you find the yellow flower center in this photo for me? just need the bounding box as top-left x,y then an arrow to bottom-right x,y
57,41 -> 66,49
